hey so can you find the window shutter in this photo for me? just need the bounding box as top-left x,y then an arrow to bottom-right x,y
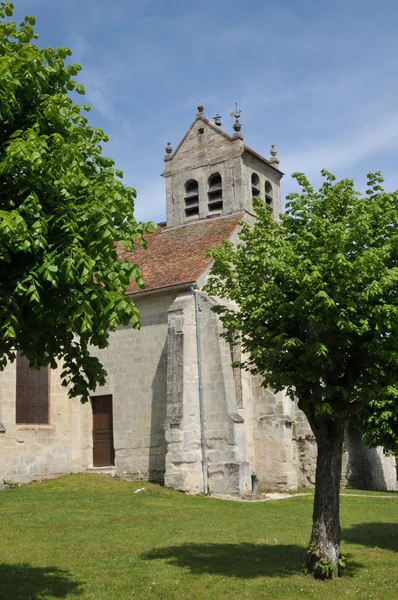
16,352 -> 49,424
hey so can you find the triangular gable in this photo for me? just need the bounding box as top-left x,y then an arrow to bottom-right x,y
166,112 -> 279,174
167,113 -> 235,162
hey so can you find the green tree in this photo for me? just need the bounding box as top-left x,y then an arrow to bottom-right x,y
206,170 -> 398,578
0,3 -> 155,401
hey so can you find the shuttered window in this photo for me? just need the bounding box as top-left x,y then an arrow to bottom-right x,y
265,180 -> 273,210
16,351 -> 49,424
208,173 -> 223,213
251,173 -> 261,198
184,180 -> 199,217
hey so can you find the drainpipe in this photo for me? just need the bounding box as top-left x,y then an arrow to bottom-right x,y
193,286 -> 208,495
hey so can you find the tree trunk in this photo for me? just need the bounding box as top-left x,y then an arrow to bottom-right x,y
306,418 -> 345,579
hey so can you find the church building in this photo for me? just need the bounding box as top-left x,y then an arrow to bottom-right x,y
0,106 -> 396,493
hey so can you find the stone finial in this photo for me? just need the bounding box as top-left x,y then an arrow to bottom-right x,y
269,144 -> 280,168
233,118 -> 242,133
197,104 -> 204,114
164,141 -> 173,161
230,103 -> 243,138
232,117 -> 243,140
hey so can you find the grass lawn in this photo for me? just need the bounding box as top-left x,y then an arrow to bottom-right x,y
0,474 -> 397,600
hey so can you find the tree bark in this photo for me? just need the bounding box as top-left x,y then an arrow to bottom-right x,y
306,417 -> 345,579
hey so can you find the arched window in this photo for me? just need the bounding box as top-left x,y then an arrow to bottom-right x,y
251,173 -> 261,198
265,180 -> 273,210
16,351 -> 49,424
207,173 -> 223,212
184,179 -> 199,217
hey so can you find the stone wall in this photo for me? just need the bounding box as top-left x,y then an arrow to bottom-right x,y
164,291 -> 204,492
250,382 -> 297,491
0,361 -> 91,484
164,290 -> 251,495
198,293 -> 250,495
2,287 -> 396,495
342,429 -> 397,491
291,403 -> 398,491
0,291 -> 178,486
242,152 -> 283,217
291,402 -> 317,487
91,291 -> 178,481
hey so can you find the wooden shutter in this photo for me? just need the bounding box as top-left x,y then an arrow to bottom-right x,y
16,352 -> 49,424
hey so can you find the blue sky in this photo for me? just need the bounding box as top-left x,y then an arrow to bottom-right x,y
13,0 -> 398,223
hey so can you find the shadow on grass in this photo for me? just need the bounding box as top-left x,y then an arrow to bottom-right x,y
142,543 -> 312,578
0,563 -> 82,600
343,523 -> 398,552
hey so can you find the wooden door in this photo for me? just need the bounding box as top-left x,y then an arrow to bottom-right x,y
91,395 -> 115,467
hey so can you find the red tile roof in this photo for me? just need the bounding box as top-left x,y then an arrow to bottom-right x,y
118,214 -> 243,295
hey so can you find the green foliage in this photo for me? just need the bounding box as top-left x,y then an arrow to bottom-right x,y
206,170 -> 398,444
355,389 -> 398,451
0,3 -> 156,401
306,544 -> 347,578
315,558 -> 336,578
338,552 -> 348,570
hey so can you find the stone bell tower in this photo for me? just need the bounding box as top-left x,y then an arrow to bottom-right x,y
162,105 -> 283,228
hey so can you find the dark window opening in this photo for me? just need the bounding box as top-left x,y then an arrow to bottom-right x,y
16,351 -> 49,424
184,179 -> 199,217
208,173 -> 222,191
265,180 -> 273,211
251,173 -> 261,197
185,180 -> 199,194
208,200 -> 223,212
185,206 -> 199,217
208,173 -> 223,213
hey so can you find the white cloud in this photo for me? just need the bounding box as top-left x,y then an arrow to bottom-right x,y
79,67 -> 116,120
282,114 -> 398,176
67,33 -> 91,61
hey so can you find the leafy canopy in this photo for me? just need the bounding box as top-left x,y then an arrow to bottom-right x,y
206,170 -> 398,446
0,3 -> 155,401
